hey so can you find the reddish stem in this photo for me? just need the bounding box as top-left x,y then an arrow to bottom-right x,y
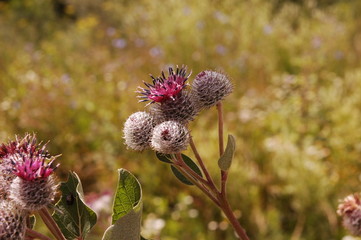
171,158 -> 220,206
174,153 -> 210,187
217,194 -> 250,240
38,208 -> 66,240
25,228 -> 52,240
217,102 -> 225,156
217,102 -> 229,195
189,137 -> 219,193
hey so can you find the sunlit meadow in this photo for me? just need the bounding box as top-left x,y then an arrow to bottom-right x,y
1,0 -> 361,239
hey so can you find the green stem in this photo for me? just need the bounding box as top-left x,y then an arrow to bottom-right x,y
38,208 -> 66,240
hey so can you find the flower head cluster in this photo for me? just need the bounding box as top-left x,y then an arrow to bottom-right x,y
0,134 -> 59,213
124,65 -> 233,154
337,193 -> 361,236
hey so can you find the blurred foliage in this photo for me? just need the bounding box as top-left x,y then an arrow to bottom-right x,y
1,0 -> 361,239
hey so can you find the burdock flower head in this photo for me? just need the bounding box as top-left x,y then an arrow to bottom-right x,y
337,193 -> 361,236
191,70 -> 233,109
123,111 -> 155,151
138,66 -> 191,104
150,121 -> 189,154
0,134 -> 52,200
138,66 -> 198,123
0,134 -> 60,211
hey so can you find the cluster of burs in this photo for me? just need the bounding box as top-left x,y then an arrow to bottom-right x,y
0,134 -> 59,240
123,66 -> 233,154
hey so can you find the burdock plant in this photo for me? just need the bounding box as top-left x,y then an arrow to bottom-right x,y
0,134 -> 64,240
0,65 -> 249,240
124,65 -> 250,240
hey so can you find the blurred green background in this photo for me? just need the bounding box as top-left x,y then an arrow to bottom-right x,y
1,0 -> 361,239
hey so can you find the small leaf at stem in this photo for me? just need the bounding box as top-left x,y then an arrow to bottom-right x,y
52,171 -> 97,240
155,152 -> 173,163
170,154 -> 203,185
218,135 -> 236,171
171,165 -> 193,185
181,154 -> 203,177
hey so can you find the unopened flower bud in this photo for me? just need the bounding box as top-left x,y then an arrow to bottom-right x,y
337,193 -> 361,236
151,121 -> 189,154
192,70 -> 233,109
0,200 -> 27,240
123,111 -> 155,151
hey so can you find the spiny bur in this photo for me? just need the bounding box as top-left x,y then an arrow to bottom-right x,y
123,111 -> 155,151
151,121 -> 189,154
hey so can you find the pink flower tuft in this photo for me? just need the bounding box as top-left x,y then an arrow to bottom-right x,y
0,134 -> 59,182
14,156 -> 58,181
138,66 -> 191,104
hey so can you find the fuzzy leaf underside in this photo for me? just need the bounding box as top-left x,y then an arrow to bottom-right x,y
218,134 -> 236,171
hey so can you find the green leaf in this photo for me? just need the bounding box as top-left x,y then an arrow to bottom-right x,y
181,154 -> 203,177
170,154 -> 202,185
52,172 -> 97,240
155,152 -> 173,163
111,169 -> 142,224
101,169 -> 143,240
171,165 -> 193,185
218,135 -> 236,171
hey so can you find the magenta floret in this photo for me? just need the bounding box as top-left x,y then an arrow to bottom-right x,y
138,66 -> 191,104
14,156 -> 57,181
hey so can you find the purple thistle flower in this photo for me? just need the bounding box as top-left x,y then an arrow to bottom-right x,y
0,134 -> 51,165
0,134 -> 59,207
13,155 -> 58,181
137,65 -> 191,104
0,134 -> 59,182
